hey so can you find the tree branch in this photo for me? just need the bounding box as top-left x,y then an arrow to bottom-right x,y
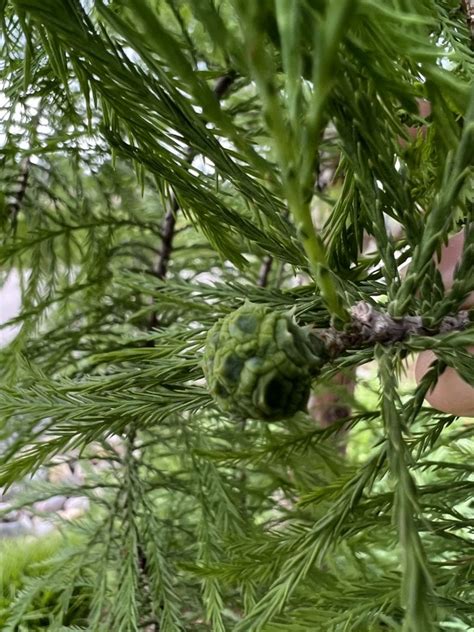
8,157 -> 30,231
7,105 -> 45,231
461,0 -> 474,40
257,255 -> 273,288
317,302 -> 470,359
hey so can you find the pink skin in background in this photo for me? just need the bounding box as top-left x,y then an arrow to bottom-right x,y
415,347 -> 474,417
414,231 -> 474,417
398,98 -> 431,146
430,231 -> 473,307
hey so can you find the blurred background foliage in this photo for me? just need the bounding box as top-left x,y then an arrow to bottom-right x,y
0,0 -> 472,630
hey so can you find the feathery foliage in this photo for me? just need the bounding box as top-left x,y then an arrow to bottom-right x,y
0,0 -> 473,630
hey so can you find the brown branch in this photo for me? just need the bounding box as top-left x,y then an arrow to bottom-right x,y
316,302 -> 470,359
213,71 -> 237,100
306,304 -> 469,448
125,426 -> 160,631
8,157 -> 31,230
461,0 -> 474,40
137,542 -> 159,632
152,197 -> 178,281
257,254 -> 273,288
7,105 -> 45,230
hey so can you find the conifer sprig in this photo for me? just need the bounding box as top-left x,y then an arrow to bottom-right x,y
0,1 -> 473,630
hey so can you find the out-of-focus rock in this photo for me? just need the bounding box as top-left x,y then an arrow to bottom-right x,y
48,463 -> 75,485
31,516 -> 56,537
72,462 -> 85,485
59,496 -> 89,521
0,501 -> 19,522
0,513 -> 33,538
33,495 -> 67,513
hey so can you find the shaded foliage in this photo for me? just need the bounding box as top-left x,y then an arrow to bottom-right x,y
0,1 -> 473,630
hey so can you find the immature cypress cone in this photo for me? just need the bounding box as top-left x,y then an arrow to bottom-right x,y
203,302 -> 328,421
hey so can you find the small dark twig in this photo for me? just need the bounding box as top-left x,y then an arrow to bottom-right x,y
7,105 -> 44,231
152,199 -> 178,281
213,71 -> 237,99
137,542 -> 159,631
125,426 -> 160,631
257,255 -> 273,287
461,0 -> 474,40
8,157 -> 31,230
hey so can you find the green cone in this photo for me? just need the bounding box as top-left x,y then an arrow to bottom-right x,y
203,302 -> 328,421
